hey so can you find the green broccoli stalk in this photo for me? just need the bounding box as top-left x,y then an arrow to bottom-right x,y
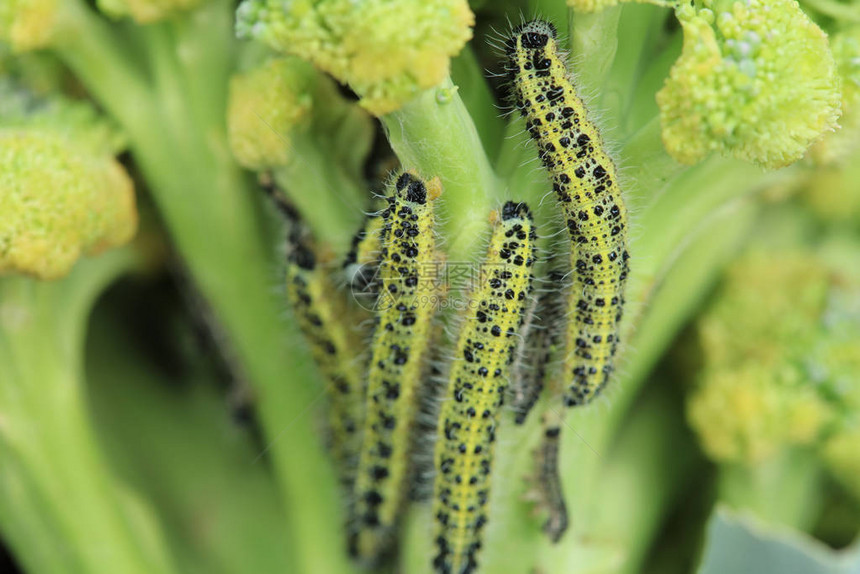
234,0 -> 496,261
0,68 -> 176,572
97,0 -> 204,23
2,1 -> 366,572
0,250 -> 177,573
226,55 -> 373,250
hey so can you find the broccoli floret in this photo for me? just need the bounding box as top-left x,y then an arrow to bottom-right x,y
657,0 -> 841,169
687,250 -> 838,464
689,239 -> 860,472
235,0 -> 474,115
688,362 -> 832,463
0,78 -> 127,155
0,131 -> 137,279
227,55 -> 373,174
0,81 -> 136,279
0,0 -> 60,52
227,57 -> 316,170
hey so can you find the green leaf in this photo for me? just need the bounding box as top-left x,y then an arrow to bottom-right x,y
697,507 -> 860,574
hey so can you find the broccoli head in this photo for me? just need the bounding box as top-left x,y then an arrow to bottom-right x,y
657,0 -> 841,169
235,0 -> 474,115
0,80 -> 136,279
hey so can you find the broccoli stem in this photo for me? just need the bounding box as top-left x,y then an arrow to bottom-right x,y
620,116 -> 684,209
0,250 -> 178,574
634,157 -> 794,281
274,133 -> 368,253
569,4 -> 622,110
381,77 -> 502,262
451,46 -> 505,163
53,3 -> 361,573
86,305 -> 299,574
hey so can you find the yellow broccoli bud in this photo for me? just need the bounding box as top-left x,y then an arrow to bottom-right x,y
0,131 -> 137,279
226,57 -> 316,170
657,0 -> 841,169
0,0 -> 59,52
235,0 -> 474,115
96,0 -> 203,23
688,363 -> 831,464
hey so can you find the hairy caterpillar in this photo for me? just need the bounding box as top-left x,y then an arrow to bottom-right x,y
432,202 -> 536,574
531,421 -> 568,543
509,270 -> 567,424
262,178 -> 366,486
506,20 -> 630,406
350,171 -> 443,563
343,212 -> 384,294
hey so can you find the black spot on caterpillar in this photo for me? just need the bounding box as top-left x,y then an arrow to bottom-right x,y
506,20 -> 630,406
349,171 -> 443,564
432,202 -> 537,574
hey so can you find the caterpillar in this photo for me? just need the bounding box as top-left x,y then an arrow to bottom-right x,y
509,270 -> 567,424
262,178 -> 366,487
506,20 -> 630,406
350,171 -> 443,563
532,421 -> 568,543
432,201 -> 536,574
343,212 -> 384,295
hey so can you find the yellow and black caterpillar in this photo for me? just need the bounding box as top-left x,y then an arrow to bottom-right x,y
343,212 -> 384,295
506,20 -> 630,406
432,201 -> 536,574
263,179 -> 366,487
350,171 -> 442,563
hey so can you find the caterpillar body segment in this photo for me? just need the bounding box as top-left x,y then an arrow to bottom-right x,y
432,202 -> 537,574
506,20 -> 630,406
350,172 -> 443,563
284,235 -> 367,486
260,177 -> 367,486
510,270 -> 567,424
343,212 -> 385,294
